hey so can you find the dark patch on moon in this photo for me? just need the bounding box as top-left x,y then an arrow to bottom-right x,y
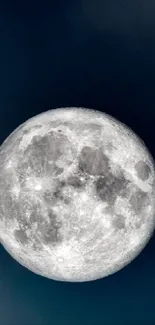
78,146 -> 109,176
94,171 -> 129,204
21,124 -> 43,135
82,122 -> 102,132
105,141 -> 115,153
0,178 -> 19,221
129,189 -> 150,214
112,214 -> 125,229
2,188 -> 26,223
14,229 -> 29,244
18,131 -> 75,178
53,186 -> 64,201
32,238 -> 43,251
43,189 -> 59,205
60,121 -> 102,133
134,217 -> 144,229
41,210 -> 63,245
2,194 -> 16,219
134,160 -> 151,181
17,201 -> 40,229
66,174 -> 86,188
42,180 -> 73,207
15,205 -> 64,247
29,211 -> 39,223
13,201 -> 43,235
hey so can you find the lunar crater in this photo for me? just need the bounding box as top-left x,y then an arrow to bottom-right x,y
134,160 -> 151,181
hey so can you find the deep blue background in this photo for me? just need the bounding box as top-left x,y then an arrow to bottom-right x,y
0,1 -> 155,325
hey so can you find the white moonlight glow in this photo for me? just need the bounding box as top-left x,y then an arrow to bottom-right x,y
0,107 -> 155,282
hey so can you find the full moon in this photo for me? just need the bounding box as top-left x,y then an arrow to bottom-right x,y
0,107 -> 155,282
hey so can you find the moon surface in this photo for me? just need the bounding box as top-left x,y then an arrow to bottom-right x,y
0,107 -> 155,282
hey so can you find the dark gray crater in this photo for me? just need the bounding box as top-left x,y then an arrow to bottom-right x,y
129,188 -> 150,214
78,146 -> 110,176
14,228 -> 29,245
134,160 -> 151,181
94,170 -> 130,204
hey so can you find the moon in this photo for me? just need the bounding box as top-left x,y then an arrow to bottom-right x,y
0,107 -> 155,282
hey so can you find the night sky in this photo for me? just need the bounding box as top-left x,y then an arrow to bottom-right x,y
0,1 -> 155,325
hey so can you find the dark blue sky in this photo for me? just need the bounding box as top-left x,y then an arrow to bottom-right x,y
0,1 -> 155,325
